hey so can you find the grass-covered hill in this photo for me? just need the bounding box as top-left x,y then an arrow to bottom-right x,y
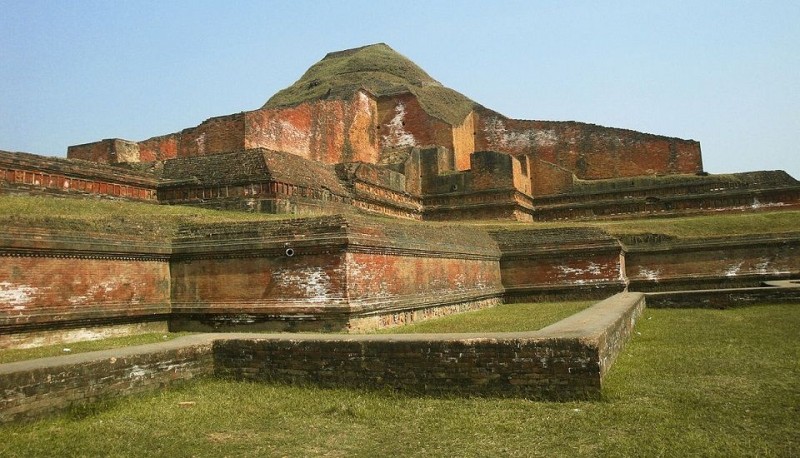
263,43 -> 475,126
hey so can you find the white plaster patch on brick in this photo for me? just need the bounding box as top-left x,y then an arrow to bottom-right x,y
275,266 -> 333,303
471,272 -> 489,290
0,281 -> 41,309
383,102 -> 416,147
355,90 -> 372,110
532,129 -> 557,147
195,132 -> 206,155
158,361 -> 195,373
755,257 -> 771,275
557,262 -> 604,280
725,262 -> 745,277
454,272 -> 467,290
484,117 -> 533,150
638,268 -> 661,281
127,365 -> 153,380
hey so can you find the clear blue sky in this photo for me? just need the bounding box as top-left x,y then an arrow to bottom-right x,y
2,1 -> 798,178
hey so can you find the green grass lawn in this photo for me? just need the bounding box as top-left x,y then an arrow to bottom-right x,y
2,304 -> 798,457
372,301 -> 592,334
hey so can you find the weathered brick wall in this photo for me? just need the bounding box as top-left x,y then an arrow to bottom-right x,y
0,150 -> 158,200
156,149 -> 354,214
530,158 -> 574,196
625,234 -> 800,291
469,151 -> 517,191
170,253 -> 350,331
178,113 -> 246,158
0,293 -> 646,423
645,282 -> 800,308
335,163 -> 423,219
170,216 -> 505,331
66,139 -> 139,164
414,150 -> 534,221
245,91 -> 380,164
0,228 -> 171,338
377,93 -> 453,153
493,228 -> 627,301
214,335 -> 600,400
138,133 -> 180,161
0,338 -> 214,423
474,108 -> 703,186
345,253 -> 501,308
213,292 -> 645,401
531,187 -> 800,221
451,111 -> 476,171
422,190 -> 535,222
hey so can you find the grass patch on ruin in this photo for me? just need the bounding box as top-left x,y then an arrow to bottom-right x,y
372,301 -> 592,334
2,304 -> 798,457
0,333 -> 191,365
0,195 -> 295,237
476,209 -> 800,239
591,209 -> 800,239
3,194 -> 799,240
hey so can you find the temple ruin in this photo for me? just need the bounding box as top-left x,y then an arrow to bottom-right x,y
1,42 -> 799,341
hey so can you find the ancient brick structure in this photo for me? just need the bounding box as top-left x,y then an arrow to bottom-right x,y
0,150 -> 157,200
2,43 -> 800,343
56,43 -> 797,220
2,211 -> 798,348
2,43 -> 799,422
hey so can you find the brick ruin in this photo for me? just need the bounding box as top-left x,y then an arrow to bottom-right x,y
1,43 -> 799,346
53,43 -> 798,220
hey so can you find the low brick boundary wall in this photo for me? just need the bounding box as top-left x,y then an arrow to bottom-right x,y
645,281 -> 800,308
0,293 -> 646,423
0,335 -> 216,423
214,292 -> 645,401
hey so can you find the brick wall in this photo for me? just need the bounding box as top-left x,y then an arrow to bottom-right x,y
138,133 -> 180,161
0,150 -> 158,200
245,91 -> 380,164
169,215 -> 504,332
493,228 -> 627,301
530,158 -> 574,196
0,337 -> 214,423
0,228 -> 171,338
0,292 -> 646,423
1,210 -> 797,343
377,93 -> 453,152
451,111 -> 476,171
625,234 -> 800,291
213,292 -> 645,401
67,139 -> 139,164
474,108 -> 703,186
178,113 -> 245,158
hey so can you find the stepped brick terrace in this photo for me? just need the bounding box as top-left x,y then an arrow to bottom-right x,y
1,43 -> 799,416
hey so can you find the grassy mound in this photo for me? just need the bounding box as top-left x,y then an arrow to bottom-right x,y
264,43 -> 475,125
